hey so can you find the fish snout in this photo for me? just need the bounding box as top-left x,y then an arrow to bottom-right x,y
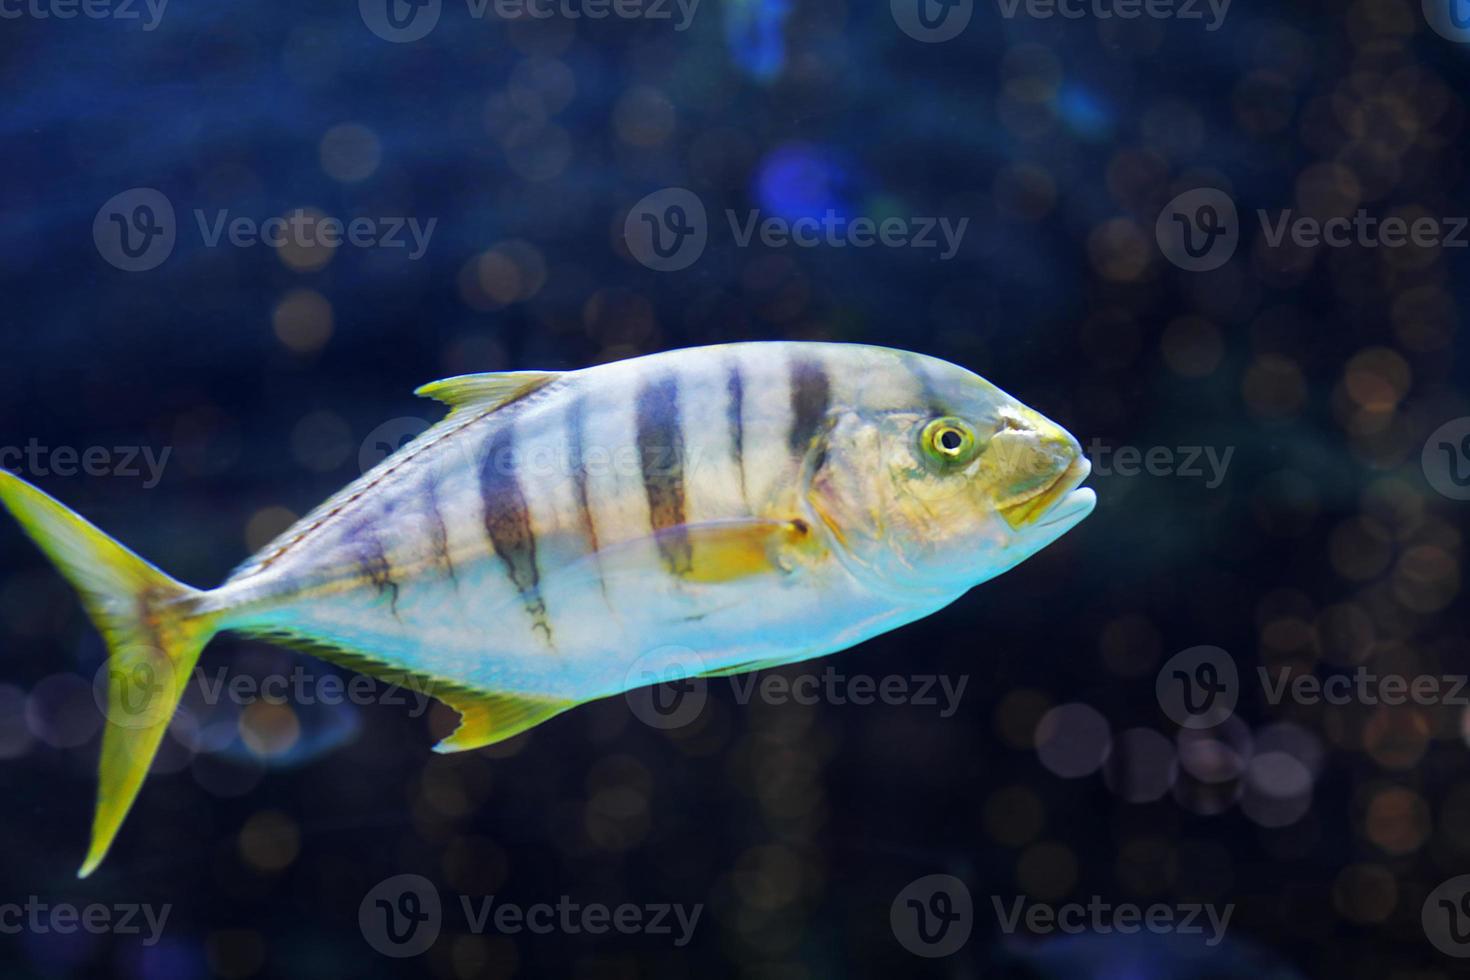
995,412 -> 1089,529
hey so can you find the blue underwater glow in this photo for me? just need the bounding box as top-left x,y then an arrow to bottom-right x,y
724,0 -> 794,82
755,143 -> 858,222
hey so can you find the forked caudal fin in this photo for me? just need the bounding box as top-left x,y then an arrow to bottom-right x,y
0,470 -> 221,878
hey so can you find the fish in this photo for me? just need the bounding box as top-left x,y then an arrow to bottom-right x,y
0,341 -> 1095,876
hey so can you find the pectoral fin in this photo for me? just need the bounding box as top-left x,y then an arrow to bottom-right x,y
432,691 -> 576,753
658,518 -> 823,583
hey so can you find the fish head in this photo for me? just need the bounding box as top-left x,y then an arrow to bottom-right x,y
805,356 -> 1095,596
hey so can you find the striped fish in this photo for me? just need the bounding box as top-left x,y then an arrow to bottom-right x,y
0,342 -> 1094,875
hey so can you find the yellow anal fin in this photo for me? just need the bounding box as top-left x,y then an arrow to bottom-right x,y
672,518 -> 820,584
433,691 -> 575,753
414,370 -> 562,420
239,632 -> 575,755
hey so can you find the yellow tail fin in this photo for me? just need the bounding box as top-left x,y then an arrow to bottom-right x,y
0,470 -> 220,877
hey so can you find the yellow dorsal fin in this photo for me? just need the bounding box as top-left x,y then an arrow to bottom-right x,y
413,371 -> 562,419
432,690 -> 576,753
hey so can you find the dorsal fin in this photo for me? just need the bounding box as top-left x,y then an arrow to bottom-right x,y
414,371 -> 562,419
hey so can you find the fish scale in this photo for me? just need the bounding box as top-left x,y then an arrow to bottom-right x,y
0,341 -> 1095,875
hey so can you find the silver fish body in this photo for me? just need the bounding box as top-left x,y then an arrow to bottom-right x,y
216,344 -> 991,698
0,340 -> 1094,875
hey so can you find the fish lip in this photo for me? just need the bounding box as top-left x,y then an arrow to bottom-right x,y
1000,456 -> 1092,530
1036,486 -> 1097,529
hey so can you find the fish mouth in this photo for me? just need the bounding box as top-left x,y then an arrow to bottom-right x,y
1000,456 -> 1094,530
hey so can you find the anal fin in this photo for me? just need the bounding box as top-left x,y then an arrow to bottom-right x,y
242,629 -> 576,754
433,691 -> 575,753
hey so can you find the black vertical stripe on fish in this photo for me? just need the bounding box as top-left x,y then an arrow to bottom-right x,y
635,374 -> 692,577
479,424 -> 554,646
349,520 -> 400,617
902,353 -> 948,417
726,360 -> 748,507
421,468 -> 457,586
566,391 -> 611,604
788,356 -> 832,455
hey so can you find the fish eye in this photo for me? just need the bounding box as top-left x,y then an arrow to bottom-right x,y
919,417 -> 983,468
